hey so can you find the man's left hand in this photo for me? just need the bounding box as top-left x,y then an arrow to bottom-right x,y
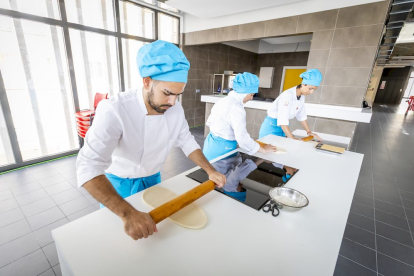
208,171 -> 226,188
309,132 -> 322,142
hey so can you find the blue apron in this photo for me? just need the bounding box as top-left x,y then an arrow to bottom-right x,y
202,133 -> 238,161
100,172 -> 161,208
259,116 -> 286,138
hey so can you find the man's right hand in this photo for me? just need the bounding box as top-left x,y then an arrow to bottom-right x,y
121,210 -> 158,240
260,143 -> 278,153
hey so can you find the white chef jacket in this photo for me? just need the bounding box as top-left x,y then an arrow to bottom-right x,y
76,87 -> 200,187
206,91 -> 260,155
267,86 -> 307,126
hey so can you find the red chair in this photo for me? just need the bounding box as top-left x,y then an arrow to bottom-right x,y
75,93 -> 108,138
405,96 -> 414,115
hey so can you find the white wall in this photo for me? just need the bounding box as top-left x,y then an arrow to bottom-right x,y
183,0 -> 384,33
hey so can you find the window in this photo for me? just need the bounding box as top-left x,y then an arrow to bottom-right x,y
65,0 -> 115,31
119,1 -> 154,39
0,0 -> 60,19
158,12 -> 179,44
122,39 -> 145,91
0,104 -> 15,166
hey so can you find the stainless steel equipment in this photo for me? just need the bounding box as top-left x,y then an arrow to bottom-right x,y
263,187 -> 309,217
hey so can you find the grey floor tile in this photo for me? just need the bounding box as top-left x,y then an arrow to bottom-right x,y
33,218 -> 69,247
0,198 -> 19,213
33,169 -> 60,181
375,199 -> 406,218
0,219 -> 32,246
375,209 -> 410,231
352,194 -> 374,208
54,164 -> 76,174
0,208 -> 25,228
374,184 -> 400,197
26,163 -> 53,174
402,198 -> 414,211
351,202 -> 374,219
60,170 -> 76,180
21,197 -> 57,218
59,197 -> 91,216
0,183 -> 9,192
3,169 -> 33,181
6,175 -> 37,188
53,264 -> 62,276
343,224 -> 375,250
0,233 -> 40,268
48,157 -> 76,168
78,186 -> 89,195
26,207 -> 66,231
407,208 -> 414,221
44,181 -> 73,196
397,181 -> 414,194
347,212 -> 375,233
10,181 -> 42,197
0,189 -> 13,202
66,177 -> 77,187
67,204 -> 99,221
377,253 -> 414,276
374,190 -> 403,206
400,190 -> 414,202
0,249 -> 51,276
42,242 -> 59,267
409,219 -> 414,233
38,175 -> 66,188
15,189 -> 49,206
51,188 -> 82,205
39,268 -> 55,276
376,221 -> 414,248
339,238 -> 377,271
84,194 -> 98,205
377,235 -> 414,267
334,255 -> 376,276
354,186 -> 373,198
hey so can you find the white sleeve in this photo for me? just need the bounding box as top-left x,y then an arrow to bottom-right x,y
230,108 -> 260,155
296,104 -> 307,122
276,96 -> 290,126
174,114 -> 201,156
76,101 -> 122,187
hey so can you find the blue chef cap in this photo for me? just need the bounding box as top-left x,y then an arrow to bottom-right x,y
300,69 -> 323,87
232,72 -> 259,94
137,40 -> 190,83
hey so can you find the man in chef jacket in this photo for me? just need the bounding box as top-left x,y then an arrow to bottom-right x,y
76,40 -> 226,241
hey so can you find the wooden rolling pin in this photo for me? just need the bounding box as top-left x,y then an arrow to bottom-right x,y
149,180 -> 215,224
301,135 -> 314,142
256,141 -> 268,147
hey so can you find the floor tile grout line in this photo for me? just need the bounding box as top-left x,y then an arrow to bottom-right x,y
397,187 -> 414,247
370,123 -> 379,276
338,254 -> 378,274
376,251 -> 414,269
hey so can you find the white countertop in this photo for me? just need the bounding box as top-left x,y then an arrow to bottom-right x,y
201,95 -> 372,123
53,135 -> 363,276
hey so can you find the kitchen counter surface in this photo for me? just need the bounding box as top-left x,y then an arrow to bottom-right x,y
201,95 -> 372,123
53,135 -> 363,276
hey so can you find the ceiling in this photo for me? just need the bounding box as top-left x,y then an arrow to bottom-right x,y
262,34 -> 313,45
165,0 -> 308,19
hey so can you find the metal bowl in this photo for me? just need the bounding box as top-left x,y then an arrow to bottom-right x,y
269,187 -> 309,209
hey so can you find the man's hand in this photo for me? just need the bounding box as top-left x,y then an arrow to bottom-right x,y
121,209 -> 158,240
309,132 -> 322,142
208,171 -> 226,188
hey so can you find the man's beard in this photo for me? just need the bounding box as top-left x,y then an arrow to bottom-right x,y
147,87 -> 172,114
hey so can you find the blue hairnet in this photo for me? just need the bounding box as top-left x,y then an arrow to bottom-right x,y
137,40 -> 190,83
232,72 -> 259,94
300,69 -> 323,86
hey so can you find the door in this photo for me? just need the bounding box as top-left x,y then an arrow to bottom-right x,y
375,78 -> 405,104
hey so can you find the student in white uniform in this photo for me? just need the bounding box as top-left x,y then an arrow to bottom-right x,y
76,40 -> 226,241
202,72 -> 277,161
259,69 -> 323,141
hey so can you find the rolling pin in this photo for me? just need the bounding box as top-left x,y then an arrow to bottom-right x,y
149,180 -> 215,224
301,135 -> 314,142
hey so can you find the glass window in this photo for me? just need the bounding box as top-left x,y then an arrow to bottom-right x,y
119,1 -> 154,39
0,0 -> 60,19
0,17 -> 79,161
158,13 -> 179,44
65,0 -> 115,31
122,39 -> 145,91
0,104 -> 15,167
69,29 -> 119,110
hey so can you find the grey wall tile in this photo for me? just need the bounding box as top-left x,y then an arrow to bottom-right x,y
245,108 -> 256,124
264,16 -> 298,37
328,47 -> 377,68
320,86 -> 365,107
0,233 -> 40,268
0,249 -> 50,276
184,109 -> 195,120
238,21 -> 266,40
217,25 -> 239,42
297,9 -> 338,33
246,123 -> 254,137
314,118 -> 356,138
197,29 -> 217,44
307,49 -> 330,68
184,32 -> 197,45
332,24 -> 383,49
254,109 -> 267,124
195,116 -> 205,126
311,30 -> 334,50
324,67 -> 372,87
304,86 -> 323,103
336,1 -> 389,28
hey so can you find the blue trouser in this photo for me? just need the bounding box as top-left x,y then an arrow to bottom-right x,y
100,172 -> 161,208
202,133 -> 238,161
259,116 -> 286,138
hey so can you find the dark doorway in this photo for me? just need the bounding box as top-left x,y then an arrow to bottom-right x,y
375,67 -> 411,104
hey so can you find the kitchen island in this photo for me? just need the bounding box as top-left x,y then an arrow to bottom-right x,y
53,134 -> 363,276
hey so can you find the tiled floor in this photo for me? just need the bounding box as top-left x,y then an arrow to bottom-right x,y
334,103 -> 414,276
1,103 -> 413,275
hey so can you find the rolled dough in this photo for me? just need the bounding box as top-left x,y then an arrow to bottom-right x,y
142,186 -> 207,229
275,146 -> 287,154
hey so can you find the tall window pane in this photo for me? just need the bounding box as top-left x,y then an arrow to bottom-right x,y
122,39 -> 145,91
65,0 -> 115,31
0,17 -> 79,161
70,29 -> 119,110
158,13 -> 179,44
0,104 -> 15,167
119,1 -> 154,39
0,0 -> 60,19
